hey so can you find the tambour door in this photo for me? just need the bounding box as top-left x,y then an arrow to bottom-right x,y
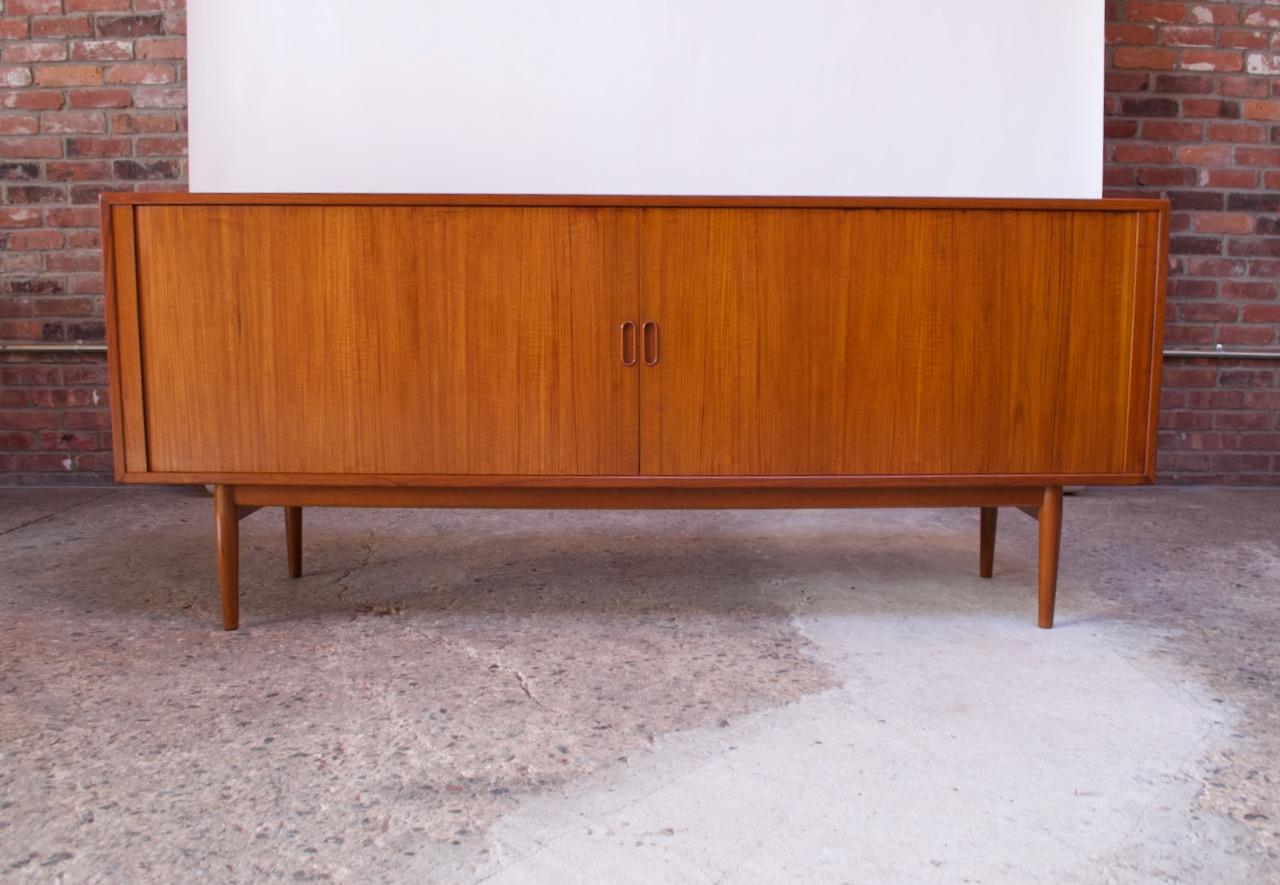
639,207 -> 1161,478
134,205 -> 640,476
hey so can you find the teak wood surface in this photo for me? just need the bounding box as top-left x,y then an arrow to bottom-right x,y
100,193 -> 1169,630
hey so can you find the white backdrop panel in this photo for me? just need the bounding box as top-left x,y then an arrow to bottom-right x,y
188,1 -> 1102,198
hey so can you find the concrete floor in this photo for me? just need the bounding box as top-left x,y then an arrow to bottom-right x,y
0,487 -> 1277,883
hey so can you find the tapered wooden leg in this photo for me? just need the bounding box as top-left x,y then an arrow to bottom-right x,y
285,506 -> 302,578
214,484 -> 239,630
1037,486 -> 1063,629
979,507 -> 997,578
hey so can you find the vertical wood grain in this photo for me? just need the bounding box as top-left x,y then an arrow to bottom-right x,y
108,205 -> 149,474
640,208 -> 1148,476
134,206 -> 640,475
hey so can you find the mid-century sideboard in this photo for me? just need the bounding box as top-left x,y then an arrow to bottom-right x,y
101,194 -> 1168,630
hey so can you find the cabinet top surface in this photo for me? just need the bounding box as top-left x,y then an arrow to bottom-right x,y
102,193 -> 1169,212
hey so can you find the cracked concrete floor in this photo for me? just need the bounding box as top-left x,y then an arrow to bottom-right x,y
0,486 -> 1277,883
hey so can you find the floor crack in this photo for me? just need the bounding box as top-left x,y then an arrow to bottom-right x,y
334,541 -> 375,601
0,490 -> 112,539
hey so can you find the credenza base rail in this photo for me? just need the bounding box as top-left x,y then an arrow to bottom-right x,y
210,484 -> 1066,632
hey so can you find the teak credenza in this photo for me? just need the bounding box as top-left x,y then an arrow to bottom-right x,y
101,194 -> 1169,630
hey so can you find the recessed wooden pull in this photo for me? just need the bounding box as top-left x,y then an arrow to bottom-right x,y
642,321 -> 659,366
620,321 -> 637,366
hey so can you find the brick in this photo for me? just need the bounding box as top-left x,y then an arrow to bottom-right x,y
1161,26 -> 1216,46
67,88 -> 132,108
1182,99 -> 1240,118
1165,324 -> 1216,344
1260,218 -> 1280,236
45,159 -> 109,180
113,158 -> 179,179
1,90 -> 64,110
33,65 -> 102,87
0,412 -> 56,431
44,206 -> 99,227
1242,100 -> 1280,120
1170,279 -> 1218,298
1206,121 -> 1267,141
0,433 -> 36,451
4,277 -> 65,295
1142,120 -> 1204,140
1201,168 -> 1259,187
1218,29 -> 1271,50
95,15 -> 163,38
131,86 -> 184,108
8,0 -> 63,12
1107,72 -> 1151,92
64,230 -> 99,248
1166,185 -> 1219,206
0,137 -> 63,158
1192,212 -> 1254,234
1228,237 -> 1280,257
0,20 -> 31,40
66,0 -> 134,9
41,111 -> 106,135
103,63 -> 173,85
1183,257 -> 1244,275
7,229 -> 64,250
1218,326 -> 1276,347
1226,193 -> 1280,211
1221,280 -> 1279,299
1108,23 -> 1159,44
1138,166 -> 1197,186
67,272 -> 104,293
1179,145 -> 1233,164
65,136 -> 129,157
1186,4 -> 1239,25
5,184 -> 67,203
1247,261 -> 1280,279
1114,143 -> 1176,163
135,37 -> 184,59
1218,76 -> 1270,98
31,16 -> 93,39
0,116 -> 40,135
2,43 -> 68,64
1180,302 -> 1238,322
1105,119 -> 1140,139
162,11 -> 186,35
1121,97 -> 1181,116
1242,7 -> 1280,27
109,111 -> 175,133
1235,146 -> 1280,165
0,162 -> 40,180
1237,434 -> 1280,451
1164,367 -> 1219,388
1182,49 -> 1245,71
45,252 -> 100,272
0,65 -> 33,88
1170,235 -> 1225,255
1127,2 -> 1188,23
1155,74 -> 1213,93
1,366 -> 60,386
134,135 -> 185,156
1115,47 -> 1179,69
70,40 -> 133,62
68,183 -> 109,204
0,207 -> 40,226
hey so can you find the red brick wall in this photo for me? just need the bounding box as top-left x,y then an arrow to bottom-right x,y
1,0 -> 186,483
1,1 -> 1278,484
1106,0 -> 1280,484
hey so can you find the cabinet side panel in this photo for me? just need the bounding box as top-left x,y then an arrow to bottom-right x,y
641,208 -> 1147,477
133,205 -> 639,476
104,205 -> 149,476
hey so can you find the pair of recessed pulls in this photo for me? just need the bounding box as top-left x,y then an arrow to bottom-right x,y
620,320 -> 660,367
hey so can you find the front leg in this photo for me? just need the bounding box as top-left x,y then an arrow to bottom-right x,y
214,484 -> 240,630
